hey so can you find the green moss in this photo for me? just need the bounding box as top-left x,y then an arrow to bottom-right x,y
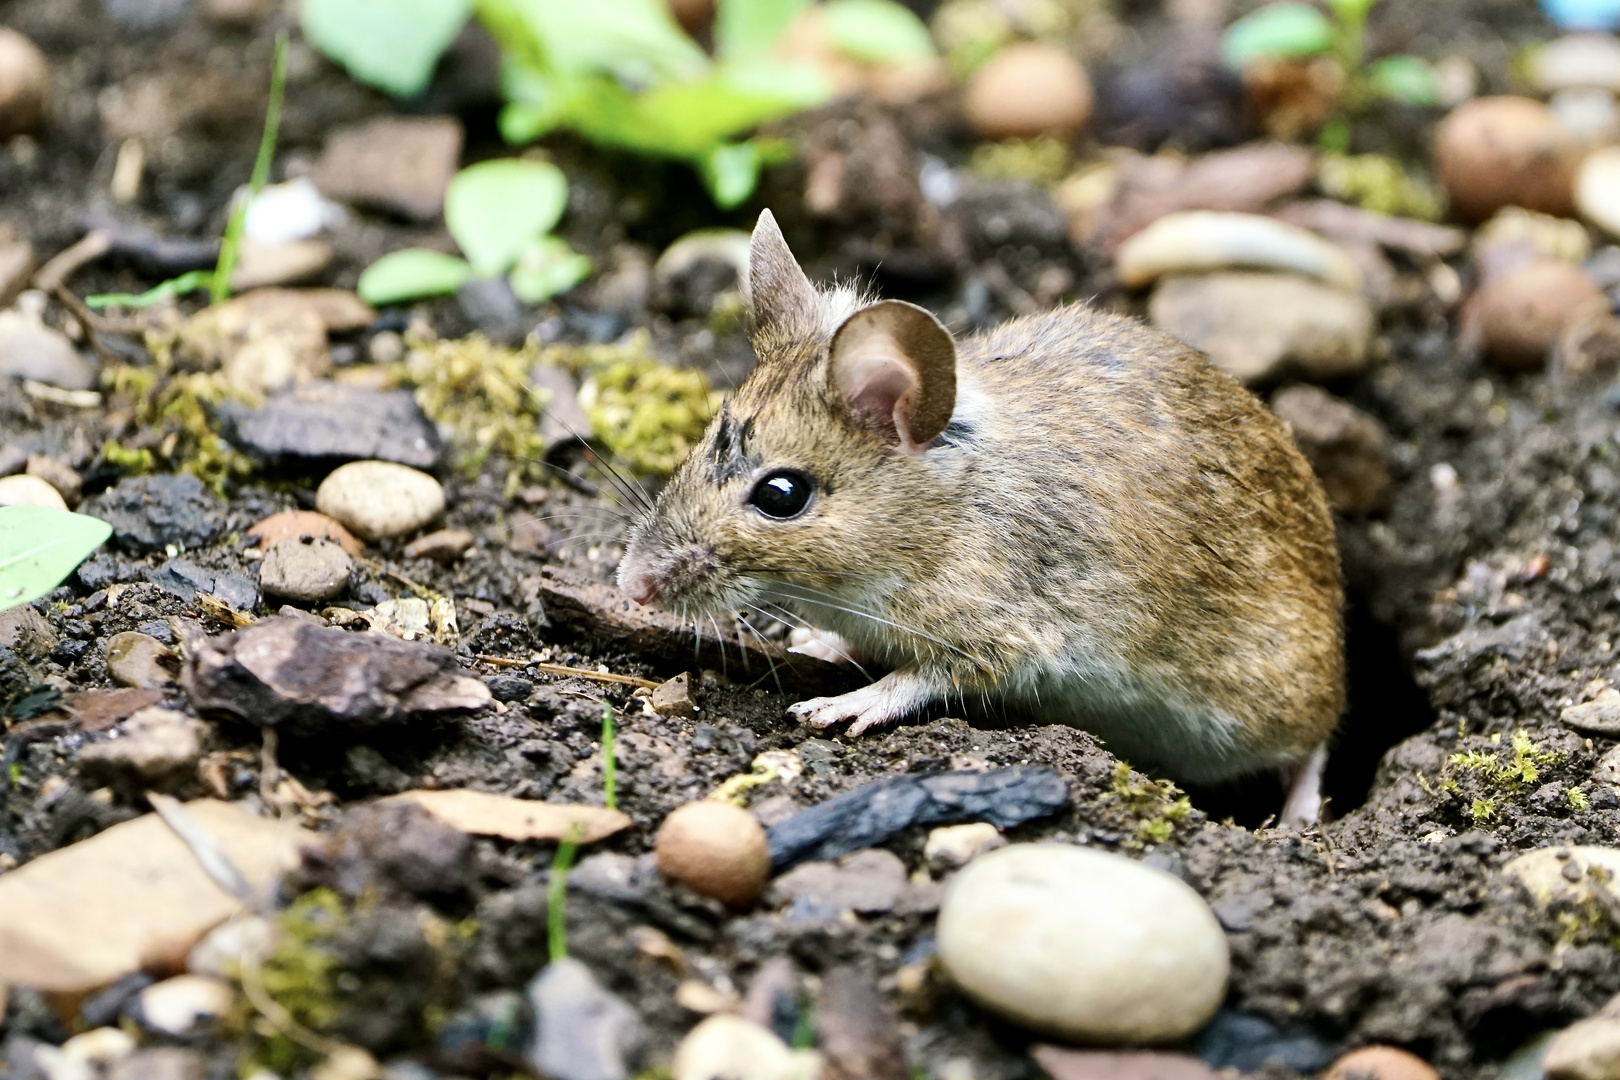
101,342 -> 256,495
1449,729 -> 1561,791
1111,761 -> 1192,845
1317,153 -> 1446,221
970,137 -> 1071,184
1570,787 -> 1592,811
231,888 -> 346,1077
1469,797 -> 1496,823
564,335 -> 723,477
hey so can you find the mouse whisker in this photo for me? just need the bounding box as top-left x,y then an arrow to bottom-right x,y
748,603 -> 875,682
767,583 -> 992,671
706,614 -> 729,681
737,616 -> 785,694
520,394 -> 659,515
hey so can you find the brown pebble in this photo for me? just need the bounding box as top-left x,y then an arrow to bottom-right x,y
105,632 -> 178,690
1434,96 -> 1580,222
1473,260 -> 1607,372
1321,1046 -> 1439,1080
655,801 -> 771,907
404,528 -> 475,563
0,28 -> 49,139
963,42 -> 1092,141
650,672 -> 697,718
247,510 -> 362,556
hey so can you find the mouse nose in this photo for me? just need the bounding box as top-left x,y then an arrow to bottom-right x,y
620,565 -> 659,606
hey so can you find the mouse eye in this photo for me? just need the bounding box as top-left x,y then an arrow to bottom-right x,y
749,470 -> 814,520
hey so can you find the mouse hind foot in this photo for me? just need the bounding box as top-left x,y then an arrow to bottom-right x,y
1279,744 -> 1328,829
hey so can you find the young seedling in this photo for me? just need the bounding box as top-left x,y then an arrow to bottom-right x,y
547,821 -> 587,961
0,506 -> 113,613
602,700 -> 618,812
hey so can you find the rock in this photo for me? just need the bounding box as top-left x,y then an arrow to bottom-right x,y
0,473 -> 68,509
151,559 -> 259,612
316,461 -> 445,541
0,27 -> 49,139
768,766 -> 1068,871
105,631 -> 178,689
175,289 -> 337,395
78,706 -> 205,791
1577,146 -> 1620,239
1551,86 -> 1620,145
458,277 -> 526,343
185,616 -> 491,733
1192,1010 -> 1338,1074
1530,34 -> 1620,93
293,800 -> 473,902
1149,273 -> 1374,383
1031,1047 -> 1220,1080
135,975 -> 232,1036
258,536 -> 352,604
107,1048 -> 206,1080
924,822 -> 1006,875
1546,1012 -> 1620,1080
314,117 -> 465,222
817,966 -> 905,1080
963,42 -> 1093,141
0,603 -> 57,661
672,1014 -> 819,1080
248,510 -> 362,556
1562,687 -> 1620,734
92,473 -> 224,554
650,672 -> 697,718
1272,200 -> 1466,259
27,455 -> 83,507
526,957 -> 643,1080
403,528 -> 474,563
229,240 -> 333,292
0,238 -> 37,306
384,789 -> 631,844
1270,385 -> 1391,514
1473,260 -> 1607,372
67,687 -> 164,733
1116,211 -> 1362,291
0,311 -> 96,390
1597,744 -> 1620,786
771,848 -> 910,917
1322,1046 -> 1441,1080
1505,845 -> 1620,909
655,801 -> 771,907
936,843 -> 1228,1044
243,177 -> 335,245
41,1027 -> 138,1080
0,800 -> 308,992
1434,97 -> 1580,222
652,230 -> 750,318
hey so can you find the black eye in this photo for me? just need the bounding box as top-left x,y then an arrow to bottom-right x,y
749,470 -> 814,520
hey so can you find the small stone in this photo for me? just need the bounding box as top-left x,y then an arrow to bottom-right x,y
1150,273 -> 1374,383
229,240 -> 333,292
91,473 -> 224,554
403,528 -> 474,563
1506,845 -> 1620,909
771,848 -> 910,917
248,510 -> 362,556
673,1015 -> 817,1080
1530,34 -> 1620,93
0,311 -> 96,390
924,822 -> 1006,875
293,800 -> 472,902
526,957 -> 643,1080
0,239 -> 37,306
651,672 -> 697,718
174,289 -> 336,395
0,473 -> 68,509
1546,1012 -> 1620,1080
1321,1046 -> 1441,1080
963,42 -> 1093,141
316,461 -> 445,541
1563,688 -> 1620,734
0,27 -> 50,139
656,801 -> 771,907
817,966 -> 905,1080
151,559 -> 260,612
1270,385 -> 1391,514
259,536 -> 353,605
78,706 -> 205,792
106,631 -> 178,689
1473,261 -> 1607,372
27,455 -> 83,507
1577,146 -> 1620,239
107,1048 -> 205,1080
1193,1010 -> 1337,1074
1116,211 -> 1363,291
652,230 -> 750,318
68,688 -> 164,733
936,843 -> 1229,1043
0,603 -> 58,661
386,789 -> 631,844
314,116 -> 465,222
1031,1046 -> 1220,1080
1434,97 -> 1581,222
135,975 -> 233,1036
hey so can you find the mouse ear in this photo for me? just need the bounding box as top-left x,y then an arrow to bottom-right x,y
745,209 -> 819,347
828,300 -> 957,450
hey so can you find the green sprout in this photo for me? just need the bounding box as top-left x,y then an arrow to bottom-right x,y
547,822 -> 586,961
602,701 -> 618,811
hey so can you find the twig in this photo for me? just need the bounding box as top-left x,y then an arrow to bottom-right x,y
32,229 -> 112,292
474,654 -> 659,690
146,792 -> 263,909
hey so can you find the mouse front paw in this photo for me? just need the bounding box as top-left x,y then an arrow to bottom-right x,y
787,671 -> 938,737
787,628 -> 865,666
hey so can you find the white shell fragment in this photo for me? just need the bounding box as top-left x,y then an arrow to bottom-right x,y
1115,211 -> 1364,292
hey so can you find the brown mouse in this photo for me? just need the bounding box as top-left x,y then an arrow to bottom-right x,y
618,210 -> 1345,825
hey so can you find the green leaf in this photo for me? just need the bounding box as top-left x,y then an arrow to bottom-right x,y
1368,54 -> 1441,106
1326,0 -> 1378,24
823,0 -> 936,63
357,249 -> 472,305
508,237 -> 593,303
445,159 -> 570,276
302,0 -> 471,98
715,0 -> 811,58
1220,3 -> 1334,69
699,142 -> 763,207
474,0 -> 708,82
0,507 -> 112,613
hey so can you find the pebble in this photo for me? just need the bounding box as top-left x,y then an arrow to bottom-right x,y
526,957 -> 643,1080
316,461 -> 445,541
258,536 -> 353,605
1545,1011 -> 1620,1080
403,527 -> 475,563
1550,87 -> 1620,145
963,42 -> 1093,141
1434,97 -> 1580,222
0,603 -> 58,661
105,631 -> 178,689
27,455 -> 83,506
243,177 -> 338,246
229,240 -> 334,292
0,238 -> 36,306
0,473 -> 68,509
656,801 -> 771,907
1116,211 -> 1362,291
0,311 -> 96,390
672,1015 -> 819,1080
1322,1046 -> 1441,1080
771,848 -> 910,917
1031,1046 -> 1219,1080
1473,260 -> 1607,372
817,966 -> 905,1080
91,473 -> 223,554
650,672 -> 698,718
108,1048 -> 205,1080
151,559 -> 259,612
314,116 -> 465,222
0,27 -> 49,139
1577,147 -> 1620,239
1532,34 -> 1620,92
924,822 -> 1007,875
135,975 -> 233,1036
936,843 -> 1228,1043
1270,385 -> 1391,514
1562,687 -> 1620,734
1193,1011 -> 1341,1074
652,230 -> 750,318
1149,272 -> 1374,383
1505,845 -> 1620,909
78,706 -> 205,791
248,509 -> 361,556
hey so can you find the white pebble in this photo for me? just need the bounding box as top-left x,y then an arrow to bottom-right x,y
672,1015 -> 821,1080
936,843 -> 1229,1044
138,974 -> 234,1036
315,461 -> 445,541
1116,211 -> 1363,291
1577,146 -> 1620,239
0,473 -> 68,509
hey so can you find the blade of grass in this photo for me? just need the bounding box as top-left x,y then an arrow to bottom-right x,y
601,701 -> 617,811
85,269 -> 213,310
212,30 -> 290,303
547,822 -> 586,961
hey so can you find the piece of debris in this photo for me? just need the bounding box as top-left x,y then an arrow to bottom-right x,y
77,706 -> 205,791
0,473 -> 67,509
91,474 -> 224,554
403,528 -> 474,563
105,631 -> 179,689
384,788 -> 631,844
247,509 -> 362,556
0,310 -> 96,390
66,687 -> 165,732
924,822 -> 1007,875
650,672 -> 697,718
671,1014 -> 819,1080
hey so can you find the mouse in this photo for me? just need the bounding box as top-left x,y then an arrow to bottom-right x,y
617,209 -> 1345,826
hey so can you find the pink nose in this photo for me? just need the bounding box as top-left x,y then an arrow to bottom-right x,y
620,567 -> 659,606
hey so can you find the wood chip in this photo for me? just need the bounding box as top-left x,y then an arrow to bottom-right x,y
383,789 -> 631,844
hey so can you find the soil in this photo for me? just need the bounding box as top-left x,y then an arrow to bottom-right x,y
3,1 -> 1620,1079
